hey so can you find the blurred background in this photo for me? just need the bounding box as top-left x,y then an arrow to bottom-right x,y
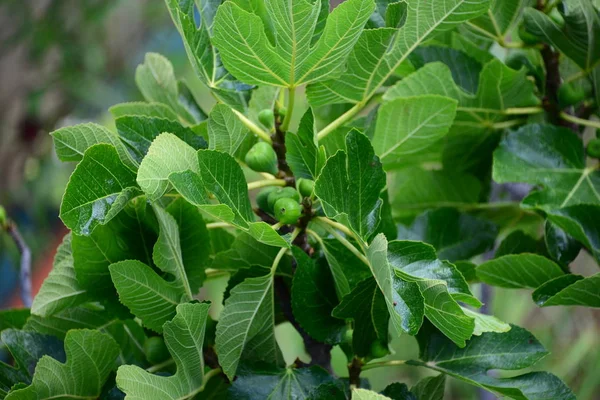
0,1 -> 597,399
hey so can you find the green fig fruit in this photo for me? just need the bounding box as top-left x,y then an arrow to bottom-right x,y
257,186 -> 279,213
267,187 -> 300,211
588,138 -> 600,159
297,178 -> 315,197
274,198 -> 302,225
144,336 -> 170,364
245,142 -> 278,175
258,109 -> 275,129
558,83 -> 587,107
369,340 -> 389,359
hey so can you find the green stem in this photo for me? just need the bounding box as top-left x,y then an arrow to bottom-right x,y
280,87 -> 296,132
317,101 -> 366,142
146,358 -> 175,373
232,108 -> 273,144
458,106 -> 544,115
199,368 -> 223,392
206,222 -> 234,230
560,113 -> 600,130
315,216 -> 354,238
362,360 -> 407,371
247,179 -> 287,191
320,223 -> 369,266
270,228 -> 301,274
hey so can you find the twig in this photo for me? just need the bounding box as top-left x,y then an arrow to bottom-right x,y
362,360 -> 406,371
348,357 -> 363,388
4,220 -> 32,307
247,179 -> 287,191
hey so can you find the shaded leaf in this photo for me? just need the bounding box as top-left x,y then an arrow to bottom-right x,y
286,109 -> 326,180
546,205 -> 600,262
411,374 -> 445,400
532,273 -> 600,308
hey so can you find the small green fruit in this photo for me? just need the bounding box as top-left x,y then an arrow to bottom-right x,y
369,340 -> 389,359
278,107 -> 288,119
257,187 -> 279,212
519,24 -> 539,45
558,83 -> 587,107
258,109 -> 275,129
274,198 -> 302,224
588,139 -> 600,159
297,179 -> 315,197
267,187 -> 300,211
245,142 -> 278,175
344,329 -> 353,345
144,336 -> 170,364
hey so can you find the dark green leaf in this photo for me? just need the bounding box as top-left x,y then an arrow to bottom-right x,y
411,374 -> 446,400
381,382 -> 417,400
321,238 -> 372,299
496,230 -> 544,257
409,323 -> 576,400
532,273 -> 600,307
285,109 -> 326,180
291,248 -> 346,344
546,205 -> 600,262
476,254 -> 565,289
398,208 -> 497,262
544,220 -> 581,268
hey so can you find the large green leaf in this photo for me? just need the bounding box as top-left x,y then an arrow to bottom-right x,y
135,53 -> 198,124
31,234 -> 91,317
166,197 -> 211,293
0,330 -> 64,399
388,168 -> 481,219
332,278 -> 389,357
411,374 -> 446,400
367,235 -> 425,337
212,232 -> 281,272
387,240 -> 480,347
60,144 -> 140,236
212,0 -> 374,87
494,124 -> 600,209
523,0 -> 600,71
476,254 -> 565,289
469,0 -> 526,37
321,238 -> 372,299
109,102 -> 180,121
72,198 -> 156,293
169,148 -> 288,247
285,109 -> 326,180
373,95 -> 458,170
532,273 -> 600,307
546,205 -> 600,262
409,323 -> 576,400
291,248 -> 346,344
398,208 -> 498,262
216,274 -> 282,380
307,0 -> 490,106
314,130 -> 386,242
353,389 -> 393,400
229,364 -> 333,399
51,122 -> 136,170
208,104 -> 256,160
116,303 -> 211,399
137,133 -> 199,201
5,330 -> 119,400
115,115 -> 206,164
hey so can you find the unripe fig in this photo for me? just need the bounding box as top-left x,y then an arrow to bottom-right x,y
344,329 -> 353,345
519,24 -> 539,45
558,83 -> 587,107
369,340 -> 389,359
274,198 -> 302,224
245,142 -> 278,175
258,109 -> 275,129
257,187 -> 278,213
278,107 -> 288,119
588,139 -> 600,159
144,336 -> 170,364
267,187 -> 300,211
297,178 -> 315,197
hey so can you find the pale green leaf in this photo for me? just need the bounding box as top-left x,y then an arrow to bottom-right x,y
213,0 -> 374,87
109,102 -> 180,121
307,0 -> 490,105
373,95 -> 458,169
470,0 -> 526,37
31,234 -> 90,317
476,254 -> 565,289
51,122 -> 136,170
137,133 -> 199,201
462,308 -> 511,336
5,330 -> 119,400
216,274 -> 281,380
116,303 -> 211,400
353,389 -> 392,400
60,144 -> 140,236
208,104 -> 256,160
